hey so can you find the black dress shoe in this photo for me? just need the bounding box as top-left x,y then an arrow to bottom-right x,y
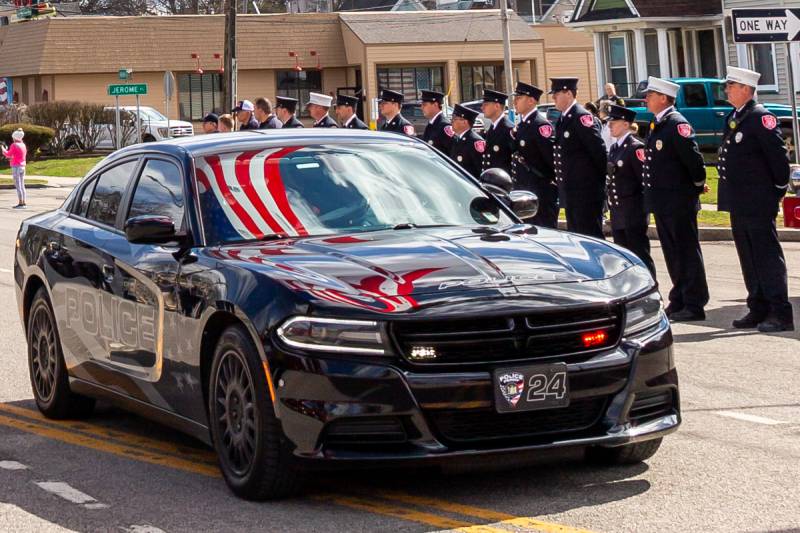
732,313 -> 764,329
757,318 -> 795,333
664,305 -> 682,318
669,309 -> 706,322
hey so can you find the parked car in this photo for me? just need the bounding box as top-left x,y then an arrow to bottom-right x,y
96,106 -> 193,149
626,78 -> 800,154
16,129 -> 678,500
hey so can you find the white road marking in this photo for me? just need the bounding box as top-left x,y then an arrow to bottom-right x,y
0,267 -> 11,273
127,526 -> 167,533
714,411 -> 787,425
0,503 -> 77,532
0,460 -> 28,470
35,481 -> 107,509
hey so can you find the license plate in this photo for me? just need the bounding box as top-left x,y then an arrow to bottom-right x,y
493,363 -> 569,413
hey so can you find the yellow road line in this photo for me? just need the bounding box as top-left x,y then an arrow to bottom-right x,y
364,489 -> 597,533
311,494 -> 504,532
0,403 -> 217,465
0,413 -> 220,478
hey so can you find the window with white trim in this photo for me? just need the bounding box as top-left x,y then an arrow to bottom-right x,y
608,34 -> 631,97
748,44 -> 778,92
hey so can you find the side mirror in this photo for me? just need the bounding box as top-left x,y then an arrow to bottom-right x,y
124,215 -> 180,244
509,190 -> 539,220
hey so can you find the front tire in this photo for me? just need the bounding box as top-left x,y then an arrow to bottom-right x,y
585,437 -> 663,465
27,288 -> 95,419
208,325 -> 301,500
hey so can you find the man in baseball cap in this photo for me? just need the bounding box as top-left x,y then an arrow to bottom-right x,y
642,75 -> 709,321
306,92 -> 337,128
232,100 -> 259,130
202,113 -> 219,134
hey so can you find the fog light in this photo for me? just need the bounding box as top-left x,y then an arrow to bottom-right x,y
409,346 -> 437,360
581,330 -> 608,348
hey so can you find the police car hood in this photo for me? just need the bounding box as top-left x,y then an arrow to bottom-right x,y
213,226 -> 641,310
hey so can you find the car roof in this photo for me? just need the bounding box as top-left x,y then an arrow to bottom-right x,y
104,129 -> 424,162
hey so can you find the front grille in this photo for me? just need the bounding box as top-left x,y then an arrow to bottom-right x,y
391,305 -> 622,365
170,126 -> 193,137
323,416 -> 408,446
427,397 -> 607,445
629,390 -> 674,425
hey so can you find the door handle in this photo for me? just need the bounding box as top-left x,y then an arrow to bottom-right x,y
102,264 -> 115,282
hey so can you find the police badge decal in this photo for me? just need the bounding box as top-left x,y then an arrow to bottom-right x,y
498,372 -> 525,407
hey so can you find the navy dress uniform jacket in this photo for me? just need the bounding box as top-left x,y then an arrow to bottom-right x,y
553,104 -> 607,206
381,114 -> 415,136
511,109 -> 558,227
607,134 -> 647,230
717,100 -> 790,216
313,115 -> 339,128
449,128 -> 485,179
423,113 -> 455,153
642,108 -> 706,214
282,116 -> 304,128
344,116 -> 369,130
481,117 -> 515,174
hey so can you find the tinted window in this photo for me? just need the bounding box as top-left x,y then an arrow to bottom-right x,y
195,144 -> 514,245
76,177 -> 97,216
86,161 -> 138,227
128,160 -> 185,229
683,84 -> 707,108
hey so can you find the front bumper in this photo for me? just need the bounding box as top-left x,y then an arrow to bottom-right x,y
270,315 -> 679,463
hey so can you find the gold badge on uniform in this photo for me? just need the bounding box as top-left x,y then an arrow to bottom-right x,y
649,122 -> 655,131
729,120 -> 737,130
656,140 -> 663,151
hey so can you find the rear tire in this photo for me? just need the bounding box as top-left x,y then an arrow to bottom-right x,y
27,288 -> 95,419
208,325 -> 302,500
585,438 -> 662,465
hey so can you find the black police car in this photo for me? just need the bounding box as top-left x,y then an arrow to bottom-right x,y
15,130 -> 678,500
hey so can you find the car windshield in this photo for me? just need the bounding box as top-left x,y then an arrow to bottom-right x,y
136,108 -> 168,121
194,143 -> 513,244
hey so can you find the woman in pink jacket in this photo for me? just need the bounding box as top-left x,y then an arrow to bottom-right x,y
2,128 -> 27,208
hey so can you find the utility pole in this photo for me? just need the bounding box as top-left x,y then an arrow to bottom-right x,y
223,0 -> 237,111
499,0 -> 514,116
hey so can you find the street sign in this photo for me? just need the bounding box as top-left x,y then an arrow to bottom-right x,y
163,71 -> 175,101
108,84 -> 148,96
732,9 -> 800,43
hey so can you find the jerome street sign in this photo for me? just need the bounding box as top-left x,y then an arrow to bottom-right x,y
108,83 -> 148,96
732,9 -> 800,43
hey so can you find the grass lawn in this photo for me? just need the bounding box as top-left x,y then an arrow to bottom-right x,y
0,156 -> 104,178
0,177 -> 48,187
701,166 -> 719,205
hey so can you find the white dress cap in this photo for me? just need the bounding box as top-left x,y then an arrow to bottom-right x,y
725,66 -> 761,88
307,92 -> 333,107
645,76 -> 680,98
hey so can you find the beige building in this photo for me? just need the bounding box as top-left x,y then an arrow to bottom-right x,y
0,11 -> 597,125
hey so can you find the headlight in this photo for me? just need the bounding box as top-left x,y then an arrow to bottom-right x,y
624,291 -> 663,335
157,127 -> 169,137
276,317 -> 389,355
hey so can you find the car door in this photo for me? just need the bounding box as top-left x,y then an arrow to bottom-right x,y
53,158 -> 142,388
97,156 -> 191,411
708,81 -> 733,145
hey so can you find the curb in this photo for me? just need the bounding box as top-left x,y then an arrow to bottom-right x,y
557,221 -> 800,242
0,184 -> 50,190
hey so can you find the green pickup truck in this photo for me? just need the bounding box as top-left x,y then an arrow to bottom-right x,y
625,78 -> 799,154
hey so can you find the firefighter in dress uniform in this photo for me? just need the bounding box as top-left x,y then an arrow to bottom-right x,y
510,81 -> 558,228
379,90 -> 415,136
605,104 -> 656,278
642,76 -> 709,322
480,89 -> 514,175
717,66 -> 794,332
274,96 -> 304,128
307,92 -> 338,128
550,77 -> 607,238
421,90 -> 455,153
448,104 -> 485,179
335,94 -> 369,129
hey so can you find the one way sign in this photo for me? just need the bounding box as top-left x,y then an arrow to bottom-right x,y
732,9 -> 800,43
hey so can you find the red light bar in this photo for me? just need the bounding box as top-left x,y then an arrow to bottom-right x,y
582,330 -> 608,348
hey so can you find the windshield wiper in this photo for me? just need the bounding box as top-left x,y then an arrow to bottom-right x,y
392,223 -> 417,230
